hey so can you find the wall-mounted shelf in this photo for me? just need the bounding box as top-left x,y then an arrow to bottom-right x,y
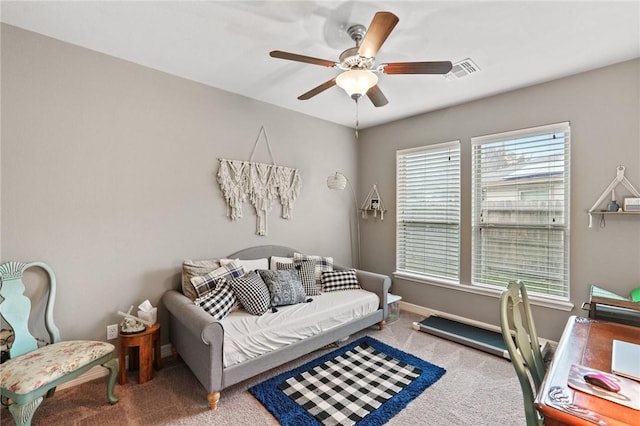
587,165 -> 640,227
360,184 -> 387,220
587,210 -> 640,228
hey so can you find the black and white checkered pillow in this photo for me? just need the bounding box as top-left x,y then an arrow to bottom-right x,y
321,269 -> 361,292
259,269 -> 308,307
190,261 -> 245,298
194,282 -> 237,320
228,271 -> 271,315
293,252 -> 333,284
277,259 -> 319,296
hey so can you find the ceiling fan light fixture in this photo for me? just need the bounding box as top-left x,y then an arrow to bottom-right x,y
336,69 -> 378,99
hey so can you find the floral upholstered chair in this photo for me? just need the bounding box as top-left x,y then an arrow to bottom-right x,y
0,261 -> 118,426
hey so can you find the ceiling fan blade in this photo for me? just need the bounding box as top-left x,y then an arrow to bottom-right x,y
366,85 -> 388,107
358,11 -> 399,59
270,50 -> 336,68
298,78 -> 337,100
382,61 -> 453,75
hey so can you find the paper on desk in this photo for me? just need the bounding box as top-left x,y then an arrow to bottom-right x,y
568,364 -> 640,410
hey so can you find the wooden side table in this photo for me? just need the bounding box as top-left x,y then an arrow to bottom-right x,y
119,323 -> 161,385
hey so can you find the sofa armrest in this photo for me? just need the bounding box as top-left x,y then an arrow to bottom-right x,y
162,290 -> 223,345
162,290 -> 224,393
355,270 -> 391,318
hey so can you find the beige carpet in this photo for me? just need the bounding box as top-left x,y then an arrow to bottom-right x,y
1,311 -> 527,425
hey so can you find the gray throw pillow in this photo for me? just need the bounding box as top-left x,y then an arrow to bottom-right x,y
259,269 -> 308,307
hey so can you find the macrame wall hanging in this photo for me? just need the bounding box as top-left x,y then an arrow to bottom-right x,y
217,126 -> 301,236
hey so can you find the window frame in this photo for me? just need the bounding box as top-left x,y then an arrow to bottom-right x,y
470,122 -> 571,301
395,140 -> 461,285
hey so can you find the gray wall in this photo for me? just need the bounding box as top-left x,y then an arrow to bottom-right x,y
2,23 -> 639,345
1,24 -> 358,343
358,59 -> 640,341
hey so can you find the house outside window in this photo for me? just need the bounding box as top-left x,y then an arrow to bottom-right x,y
396,141 -> 461,284
471,122 -> 571,299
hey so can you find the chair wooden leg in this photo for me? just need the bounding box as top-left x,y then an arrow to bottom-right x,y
378,320 -> 386,330
103,358 -> 120,404
8,396 -> 43,426
207,392 -> 220,410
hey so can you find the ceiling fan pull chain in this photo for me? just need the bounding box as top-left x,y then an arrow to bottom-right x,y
355,98 -> 359,139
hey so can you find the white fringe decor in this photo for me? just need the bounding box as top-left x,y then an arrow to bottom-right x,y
216,126 -> 301,236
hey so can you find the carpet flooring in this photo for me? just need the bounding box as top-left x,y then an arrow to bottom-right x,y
0,311 -> 527,425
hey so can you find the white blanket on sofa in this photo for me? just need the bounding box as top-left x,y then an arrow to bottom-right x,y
221,289 -> 379,367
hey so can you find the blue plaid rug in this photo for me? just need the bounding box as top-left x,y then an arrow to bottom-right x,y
249,336 -> 446,425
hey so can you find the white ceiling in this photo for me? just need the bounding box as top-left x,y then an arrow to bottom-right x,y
2,1 -> 639,129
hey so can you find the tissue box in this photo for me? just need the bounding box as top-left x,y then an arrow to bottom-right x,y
138,307 -> 157,325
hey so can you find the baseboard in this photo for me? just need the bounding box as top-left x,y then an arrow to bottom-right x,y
57,343 -> 173,390
400,300 -> 433,318
161,343 -> 173,359
57,364 -> 111,391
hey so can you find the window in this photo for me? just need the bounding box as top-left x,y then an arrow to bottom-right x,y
471,122 -> 570,299
396,141 -> 461,283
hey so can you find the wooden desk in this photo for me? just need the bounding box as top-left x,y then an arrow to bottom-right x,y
535,316 -> 640,426
119,323 -> 161,385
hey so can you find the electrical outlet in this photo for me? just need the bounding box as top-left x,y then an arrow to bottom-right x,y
106,324 -> 118,340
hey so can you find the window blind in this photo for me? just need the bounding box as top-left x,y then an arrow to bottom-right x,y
397,141 -> 461,282
471,122 -> 570,299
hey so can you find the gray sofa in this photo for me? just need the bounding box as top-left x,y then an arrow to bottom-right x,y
162,245 -> 391,410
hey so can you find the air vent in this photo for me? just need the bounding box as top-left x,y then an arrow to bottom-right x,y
444,58 -> 480,80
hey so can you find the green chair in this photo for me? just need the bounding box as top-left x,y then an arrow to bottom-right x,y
499,280 -> 546,426
0,261 -> 118,426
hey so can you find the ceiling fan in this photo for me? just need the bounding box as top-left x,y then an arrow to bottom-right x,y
269,11 -> 453,107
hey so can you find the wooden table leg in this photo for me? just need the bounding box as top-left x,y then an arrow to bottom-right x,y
153,329 -> 162,370
138,334 -> 153,384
